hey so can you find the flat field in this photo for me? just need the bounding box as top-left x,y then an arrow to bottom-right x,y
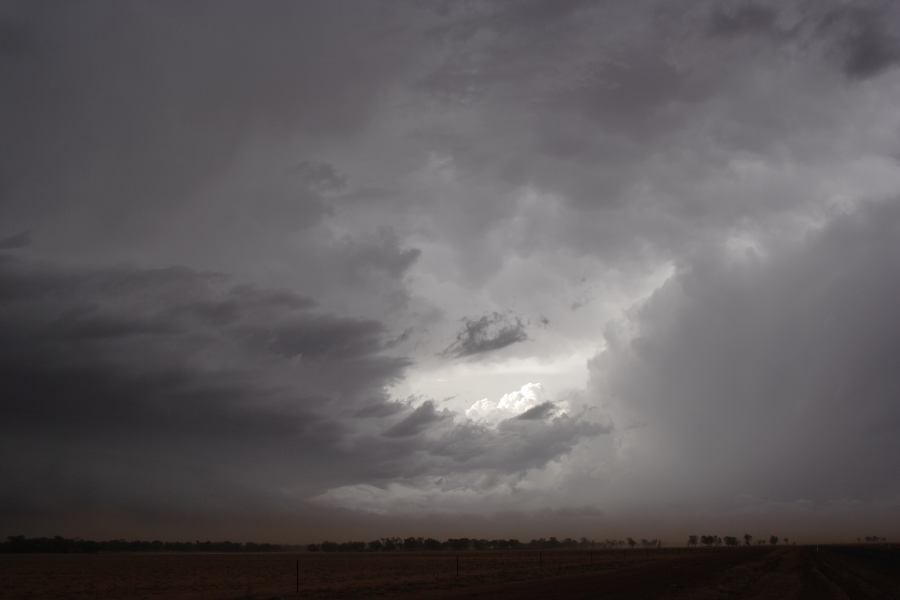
1,545 -> 898,599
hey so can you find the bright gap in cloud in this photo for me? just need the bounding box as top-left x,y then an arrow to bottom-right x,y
392,351 -> 593,417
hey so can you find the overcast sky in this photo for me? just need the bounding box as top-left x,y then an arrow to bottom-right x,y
2,0 -> 900,544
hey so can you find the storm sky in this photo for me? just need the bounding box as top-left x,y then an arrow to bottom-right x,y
2,0 -> 900,544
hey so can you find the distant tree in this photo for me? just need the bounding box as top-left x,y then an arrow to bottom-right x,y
445,538 -> 470,551
367,540 -> 383,552
769,536 -> 779,546
332,541 -> 365,552
862,536 -> 887,543
423,538 -> 442,550
688,535 -> 698,547
627,537 -> 636,549
724,536 -> 739,547
403,537 -> 422,551
743,534 -> 752,546
307,544 -> 320,552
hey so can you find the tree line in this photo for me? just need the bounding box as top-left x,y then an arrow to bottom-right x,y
686,534 -> 889,547
686,534 -> 787,547
6,533 -> 887,554
1,536 -> 293,554
307,537 -> 663,552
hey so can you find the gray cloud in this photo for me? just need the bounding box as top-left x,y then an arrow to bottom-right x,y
0,254 -> 411,520
354,401 -> 407,419
0,253 -> 604,529
3,0 -> 900,540
706,3 -> 900,80
0,1 -> 421,270
708,5 -> 778,38
442,312 -> 529,358
383,400 -> 450,438
516,401 -> 558,421
0,230 -> 30,249
820,5 -> 900,79
592,200 -> 900,508
316,408 -> 609,514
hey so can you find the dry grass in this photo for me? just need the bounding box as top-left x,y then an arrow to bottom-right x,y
0,549 -> 680,599
2,546 -> 896,599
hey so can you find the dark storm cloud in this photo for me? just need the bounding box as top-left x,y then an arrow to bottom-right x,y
706,3 -> 900,80
406,0 -> 899,265
387,408 -> 610,477
592,200 -> 900,506
0,230 -> 30,249
315,408 -> 609,513
354,401 -> 407,419
0,253 -> 601,526
0,14 -> 33,57
708,5 -> 778,37
3,0 -> 900,538
383,400 -> 450,438
442,312 -> 529,358
819,5 -> 900,79
0,0 -> 418,256
516,401 -> 557,421
0,254 -> 411,517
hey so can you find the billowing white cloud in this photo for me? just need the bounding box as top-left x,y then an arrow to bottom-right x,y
466,382 -> 568,426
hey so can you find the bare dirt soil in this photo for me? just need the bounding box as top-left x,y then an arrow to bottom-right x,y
0,545 -> 896,599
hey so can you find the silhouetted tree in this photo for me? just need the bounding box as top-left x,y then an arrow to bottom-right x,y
688,535 -> 698,547
769,536 -> 779,545
743,534 -> 752,546
381,538 -> 398,551
627,537 -> 636,549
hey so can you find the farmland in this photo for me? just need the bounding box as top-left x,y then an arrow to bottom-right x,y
1,545 -> 898,599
